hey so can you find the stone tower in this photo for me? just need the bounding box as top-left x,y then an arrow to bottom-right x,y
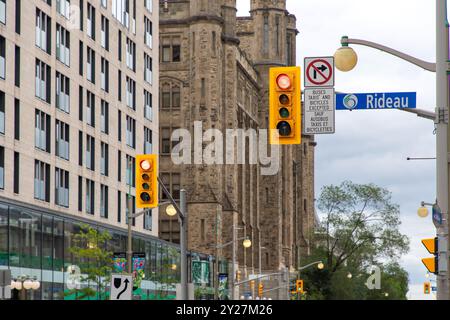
159,0 -> 317,296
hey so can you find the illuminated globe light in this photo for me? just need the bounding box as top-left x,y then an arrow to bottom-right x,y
171,264 -> 177,271
140,160 -> 152,171
384,292 -> 389,298
15,281 -> 22,290
317,262 -> 325,270
243,238 -> 252,249
166,204 -> 177,217
347,273 -> 353,279
10,280 -> 17,290
418,206 -> 429,218
276,74 -> 291,90
31,281 -> 40,290
23,279 -> 33,290
334,45 -> 358,72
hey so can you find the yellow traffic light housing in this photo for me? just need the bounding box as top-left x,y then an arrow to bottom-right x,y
258,283 -> 264,298
296,280 -> 304,294
269,67 -> 302,145
424,282 -> 431,295
135,154 -> 158,209
421,237 -> 438,275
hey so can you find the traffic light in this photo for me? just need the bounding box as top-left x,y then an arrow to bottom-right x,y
258,283 -> 264,298
269,67 -> 301,145
296,280 -> 304,294
421,237 -> 438,275
424,282 -> 431,295
250,280 -> 255,290
135,154 -> 158,209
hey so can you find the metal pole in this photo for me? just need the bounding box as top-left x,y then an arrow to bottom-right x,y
436,0 -> 449,300
180,189 -> 188,300
127,159 -> 133,275
231,225 -> 236,300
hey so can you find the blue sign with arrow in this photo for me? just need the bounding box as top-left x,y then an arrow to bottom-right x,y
336,92 -> 417,111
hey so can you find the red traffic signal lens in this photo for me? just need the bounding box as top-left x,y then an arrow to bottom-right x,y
140,160 -> 152,171
276,74 -> 291,90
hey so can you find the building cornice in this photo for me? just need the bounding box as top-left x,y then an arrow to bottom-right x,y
160,14 -> 224,27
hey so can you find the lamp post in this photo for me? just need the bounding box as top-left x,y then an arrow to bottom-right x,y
210,227 -> 252,300
162,185 -> 188,301
334,0 -> 449,300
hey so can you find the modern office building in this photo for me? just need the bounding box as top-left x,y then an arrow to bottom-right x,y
0,0 -> 167,299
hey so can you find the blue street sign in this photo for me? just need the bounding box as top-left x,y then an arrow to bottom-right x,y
433,205 -> 443,228
432,286 -> 437,292
336,92 -> 417,111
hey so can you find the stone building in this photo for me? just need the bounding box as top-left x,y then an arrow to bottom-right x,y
158,0 -> 316,291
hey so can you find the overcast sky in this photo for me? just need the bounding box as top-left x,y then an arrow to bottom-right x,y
237,0 -> 438,300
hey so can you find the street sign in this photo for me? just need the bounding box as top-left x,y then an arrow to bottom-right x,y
336,92 -> 417,110
304,88 -> 335,135
432,205 -> 443,228
304,57 -> 335,88
0,285 -> 11,300
110,274 -> 133,301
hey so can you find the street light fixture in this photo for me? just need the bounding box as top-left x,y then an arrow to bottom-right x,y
347,273 -> 353,279
243,238 -> 252,249
334,37 -> 358,72
166,204 -> 178,217
317,262 -> 325,270
418,206 -> 430,218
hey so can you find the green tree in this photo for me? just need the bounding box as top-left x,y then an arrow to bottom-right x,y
301,181 -> 410,300
66,224 -> 113,300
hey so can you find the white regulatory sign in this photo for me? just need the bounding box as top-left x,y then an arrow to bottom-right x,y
110,274 -> 133,301
303,88 -> 335,135
304,57 -> 335,88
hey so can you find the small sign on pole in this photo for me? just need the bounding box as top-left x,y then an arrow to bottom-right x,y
303,88 -> 335,135
304,57 -> 335,88
110,274 -> 133,301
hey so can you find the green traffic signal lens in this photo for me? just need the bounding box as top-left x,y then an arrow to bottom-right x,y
277,121 -> 292,137
140,192 -> 151,202
279,108 -> 290,118
142,174 -> 150,181
142,183 -> 150,190
279,94 -> 290,105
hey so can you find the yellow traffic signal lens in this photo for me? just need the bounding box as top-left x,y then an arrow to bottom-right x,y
277,121 -> 292,136
279,108 -> 290,118
276,74 -> 291,90
279,94 -> 290,105
140,160 -> 152,171
142,174 -> 150,181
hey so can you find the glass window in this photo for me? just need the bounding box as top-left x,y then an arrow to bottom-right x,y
0,204 -> 7,266
0,0 -> 5,25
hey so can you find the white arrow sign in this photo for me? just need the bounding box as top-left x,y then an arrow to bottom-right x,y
110,274 -> 133,301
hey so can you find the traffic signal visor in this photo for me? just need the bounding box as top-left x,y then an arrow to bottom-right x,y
136,154 -> 158,209
421,238 -> 437,254
269,67 -> 301,145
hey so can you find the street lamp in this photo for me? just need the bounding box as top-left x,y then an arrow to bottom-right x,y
243,238 -> 252,249
418,206 -> 430,218
166,204 -> 178,217
334,37 -> 358,72
347,273 -> 353,279
317,262 -> 325,270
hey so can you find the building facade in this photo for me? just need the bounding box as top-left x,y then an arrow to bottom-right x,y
159,0 -> 317,295
0,0 -> 162,299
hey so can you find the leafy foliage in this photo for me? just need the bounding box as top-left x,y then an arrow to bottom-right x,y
301,181 -> 410,300
65,224 -> 113,300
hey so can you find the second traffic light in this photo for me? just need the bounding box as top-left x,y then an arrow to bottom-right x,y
136,155 -> 158,209
258,283 -> 264,298
296,280 -> 304,294
269,67 -> 302,145
421,237 -> 438,275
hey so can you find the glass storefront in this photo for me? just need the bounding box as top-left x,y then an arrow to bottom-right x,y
0,198 -> 222,300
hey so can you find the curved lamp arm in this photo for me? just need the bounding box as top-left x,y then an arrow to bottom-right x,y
298,261 -> 323,271
341,36 -> 436,72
